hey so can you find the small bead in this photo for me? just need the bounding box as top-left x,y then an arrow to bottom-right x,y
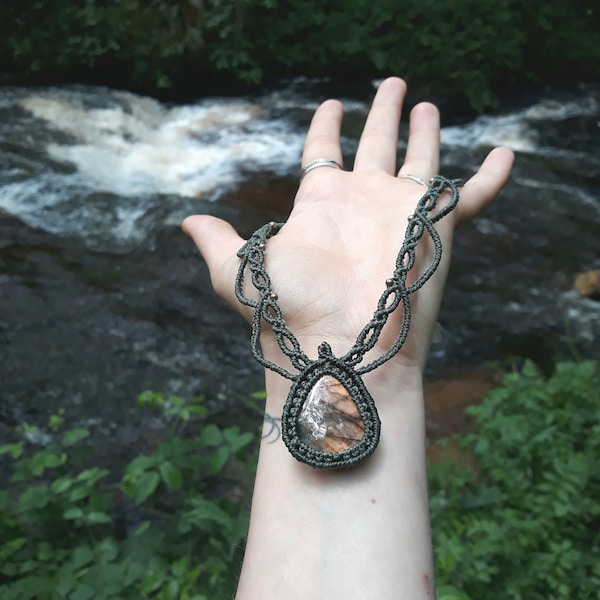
270,292 -> 278,300
385,278 -> 394,287
258,242 -> 266,249
269,221 -> 277,229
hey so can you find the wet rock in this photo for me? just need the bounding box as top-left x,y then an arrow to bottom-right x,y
0,215 -> 265,452
424,366 -> 499,440
574,269 -> 600,300
424,367 -> 500,469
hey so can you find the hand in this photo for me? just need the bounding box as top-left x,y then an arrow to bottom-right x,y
183,77 -> 513,375
187,77 -> 515,599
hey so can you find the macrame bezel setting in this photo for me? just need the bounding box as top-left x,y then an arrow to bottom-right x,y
281,345 -> 381,469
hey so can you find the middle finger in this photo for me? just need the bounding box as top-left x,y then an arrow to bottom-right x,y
353,77 -> 406,173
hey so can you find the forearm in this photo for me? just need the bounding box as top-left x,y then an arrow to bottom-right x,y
235,367 -> 435,600
183,76 -> 513,599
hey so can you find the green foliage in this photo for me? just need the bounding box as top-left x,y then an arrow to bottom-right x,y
429,360 -> 600,599
0,0 -> 203,88
1,360 -> 598,598
0,392 -> 256,599
1,0 -> 598,111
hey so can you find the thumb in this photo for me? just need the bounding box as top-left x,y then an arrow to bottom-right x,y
182,215 -> 245,303
455,146 -> 514,226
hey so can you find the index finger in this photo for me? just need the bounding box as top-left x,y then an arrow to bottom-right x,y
301,99 -> 344,172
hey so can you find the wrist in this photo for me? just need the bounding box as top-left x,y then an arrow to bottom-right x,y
261,333 -> 423,405
264,364 -> 423,408
258,324 -> 425,470
261,364 -> 425,472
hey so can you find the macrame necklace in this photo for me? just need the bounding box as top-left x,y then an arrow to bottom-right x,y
236,176 -> 462,469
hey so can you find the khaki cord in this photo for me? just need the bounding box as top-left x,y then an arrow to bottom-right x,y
235,175 -> 462,468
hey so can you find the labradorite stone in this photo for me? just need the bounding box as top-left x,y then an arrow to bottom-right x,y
298,375 -> 365,453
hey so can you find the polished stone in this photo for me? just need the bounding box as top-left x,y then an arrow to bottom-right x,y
298,375 -> 365,453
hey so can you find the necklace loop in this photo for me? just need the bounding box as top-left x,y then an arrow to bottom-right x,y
235,176 -> 462,468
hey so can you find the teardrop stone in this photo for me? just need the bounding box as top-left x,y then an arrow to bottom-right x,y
298,375 -> 365,453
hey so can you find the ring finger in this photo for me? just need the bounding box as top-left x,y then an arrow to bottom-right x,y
398,102 -> 441,183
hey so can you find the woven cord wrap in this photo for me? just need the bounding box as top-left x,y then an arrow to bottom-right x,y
235,221 -> 311,379
235,175 -> 462,378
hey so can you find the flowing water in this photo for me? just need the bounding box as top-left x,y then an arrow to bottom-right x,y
0,79 -> 598,449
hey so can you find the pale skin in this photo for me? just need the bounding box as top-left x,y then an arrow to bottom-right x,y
183,77 -> 514,599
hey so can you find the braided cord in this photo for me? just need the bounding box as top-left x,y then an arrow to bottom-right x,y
235,176 -> 462,379
236,222 -> 309,380
350,176 -> 462,374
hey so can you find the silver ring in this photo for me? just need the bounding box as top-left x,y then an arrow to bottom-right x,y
301,158 -> 343,180
399,174 -> 429,187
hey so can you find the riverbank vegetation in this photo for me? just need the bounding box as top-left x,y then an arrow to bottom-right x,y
1,359 -> 598,599
1,0 -> 598,112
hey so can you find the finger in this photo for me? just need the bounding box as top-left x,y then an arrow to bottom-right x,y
301,99 -> 344,170
455,147 -> 515,225
182,215 -> 244,302
354,77 -> 406,173
398,102 -> 440,182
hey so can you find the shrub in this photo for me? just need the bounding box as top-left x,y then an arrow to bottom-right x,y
429,360 -> 600,599
1,360 -> 598,598
0,392 -> 256,599
1,0 -> 598,111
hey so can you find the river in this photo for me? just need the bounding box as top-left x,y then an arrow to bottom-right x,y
0,79 -> 598,449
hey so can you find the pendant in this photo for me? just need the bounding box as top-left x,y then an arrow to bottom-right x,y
281,343 -> 381,469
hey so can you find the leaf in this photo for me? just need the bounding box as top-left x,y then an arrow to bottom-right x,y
209,446 -> 229,475
133,471 -> 160,505
63,428 -> 90,445
126,455 -> 157,475
171,557 -> 188,577
199,424 -> 223,446
63,507 -> 84,520
48,411 -> 65,431
123,559 -> 148,587
187,405 -> 209,416
137,390 -> 164,407
0,442 -> 24,459
19,484 -> 50,510
71,546 -> 94,569
185,497 -> 234,530
42,452 -> 67,469
51,476 -> 73,494
133,521 -> 151,536
70,584 -> 95,600
223,427 -> 253,453
75,467 -> 110,485
69,485 -> 91,502
96,538 -> 119,563
159,461 -> 183,490
56,569 -> 76,596
85,511 -> 111,524
28,451 -> 66,476
167,395 -> 184,410
141,569 -> 165,594
0,537 -> 27,561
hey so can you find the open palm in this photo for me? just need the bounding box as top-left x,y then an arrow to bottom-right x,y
183,78 -> 514,373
